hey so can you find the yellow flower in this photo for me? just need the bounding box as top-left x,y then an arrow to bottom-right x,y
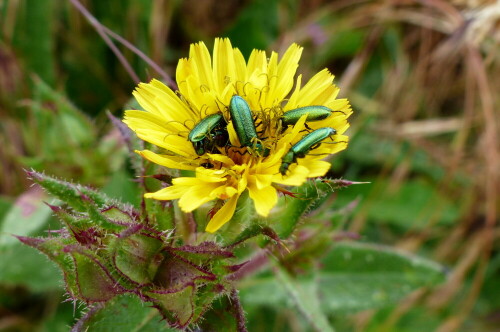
123,38 -> 352,233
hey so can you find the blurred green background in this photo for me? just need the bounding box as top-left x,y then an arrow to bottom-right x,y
0,0 -> 499,331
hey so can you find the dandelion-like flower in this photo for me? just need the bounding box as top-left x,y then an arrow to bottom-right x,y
123,38 -> 352,233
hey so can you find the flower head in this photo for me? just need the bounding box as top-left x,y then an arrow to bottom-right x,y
123,38 -> 352,232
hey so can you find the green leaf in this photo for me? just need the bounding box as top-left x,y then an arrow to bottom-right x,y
41,300 -> 83,332
75,294 -> 175,332
152,253 -> 215,291
239,276 -> 289,308
28,171 -> 107,211
240,242 -> 445,316
275,268 -> 335,332
319,242 -> 446,313
0,243 -> 62,291
71,251 -> 126,302
0,187 -> 53,247
16,236 -> 78,294
240,270 -> 334,331
0,198 -> 12,223
197,295 -> 239,332
146,286 -> 195,328
81,197 -> 129,232
111,233 -> 163,285
27,171 -> 136,232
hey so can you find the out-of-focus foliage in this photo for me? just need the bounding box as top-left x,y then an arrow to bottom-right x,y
1,0 -> 499,331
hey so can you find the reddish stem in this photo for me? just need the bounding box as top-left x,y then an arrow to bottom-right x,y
230,288 -> 248,332
69,0 -> 140,84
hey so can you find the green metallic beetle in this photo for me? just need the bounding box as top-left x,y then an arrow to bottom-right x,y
229,95 -> 267,155
279,127 -> 337,175
188,113 -> 228,155
280,105 -> 345,131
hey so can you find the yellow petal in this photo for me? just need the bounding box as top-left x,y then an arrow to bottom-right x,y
134,130 -> 193,157
274,164 -> 309,186
226,122 -> 240,146
285,74 -> 303,110
247,49 -> 267,79
179,183 -> 219,212
260,147 -> 284,167
124,110 -> 187,134
189,41 -> 215,90
210,185 -> 238,199
183,75 -> 219,117
213,38 -> 236,94
321,135 -> 349,154
145,185 -> 187,200
138,150 -> 197,171
205,195 -> 239,233
326,98 -> 352,116
301,112 -> 350,134
173,175 -> 221,186
233,48 -> 247,82
296,69 -> 336,105
236,171 -> 248,193
248,184 -> 277,216
254,174 -> 273,189
274,44 -> 303,102
135,80 -> 196,123
299,159 -> 331,177
263,51 -> 279,106
206,153 -> 235,165
195,168 -> 228,183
